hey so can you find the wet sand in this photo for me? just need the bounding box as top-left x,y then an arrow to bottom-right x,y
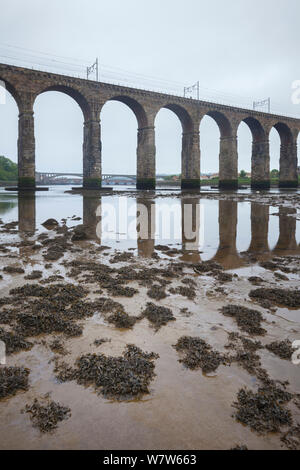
0,188 -> 299,450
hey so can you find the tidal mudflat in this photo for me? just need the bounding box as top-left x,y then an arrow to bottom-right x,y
0,186 -> 299,450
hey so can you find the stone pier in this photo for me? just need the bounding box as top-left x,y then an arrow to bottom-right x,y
136,127 -> 156,190
279,140 -> 298,188
181,132 -> 200,189
18,110 -> 36,189
83,119 -> 102,189
136,197 -> 155,256
251,140 -> 270,189
219,136 -> 238,189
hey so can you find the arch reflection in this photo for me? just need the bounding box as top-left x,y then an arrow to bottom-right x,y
18,191 -> 36,236
212,200 -> 245,269
136,196 -> 155,257
180,197 -> 201,262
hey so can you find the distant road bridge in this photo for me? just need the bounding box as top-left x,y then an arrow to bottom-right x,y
36,172 -> 137,184
1,62 -> 300,190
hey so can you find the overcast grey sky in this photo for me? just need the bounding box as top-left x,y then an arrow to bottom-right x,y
0,0 -> 299,174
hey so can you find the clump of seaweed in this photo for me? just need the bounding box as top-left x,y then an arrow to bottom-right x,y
107,285 -> 138,298
232,384 -> 293,434
110,252 -> 134,263
225,332 -> 263,375
141,302 -> 175,331
220,304 -> 266,336
259,261 -> 277,271
216,272 -> 233,282
24,270 -> 43,280
0,327 -> 32,354
71,225 -> 87,241
0,309 -> 15,324
147,284 -> 168,300
23,396 -> 71,433
3,265 -> 25,274
174,336 -> 227,374
265,339 -> 294,360
49,338 -> 68,355
169,285 -> 196,299
0,366 -> 30,399
107,311 -> 138,329
248,276 -> 264,285
193,261 -> 223,274
181,277 -> 197,287
249,288 -> 300,308
41,234 -> 73,261
17,313 -> 82,337
55,345 -> 159,400
280,424 -> 300,450
230,445 -> 249,450
274,272 -> 289,281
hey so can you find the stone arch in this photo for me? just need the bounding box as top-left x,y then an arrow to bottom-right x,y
155,103 -> 199,188
200,110 -> 237,189
0,76 -> 22,111
106,95 -> 148,129
272,121 -> 293,145
101,95 -> 152,188
33,84 -> 100,189
242,116 -> 266,142
157,103 -> 194,133
34,84 -> 92,121
237,116 -> 269,189
154,107 -> 182,176
270,122 -> 298,187
0,76 -> 20,179
203,110 -> 232,138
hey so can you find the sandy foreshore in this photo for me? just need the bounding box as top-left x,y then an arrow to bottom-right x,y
0,190 -> 299,450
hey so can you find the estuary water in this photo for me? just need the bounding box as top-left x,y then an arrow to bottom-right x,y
0,185 -> 299,269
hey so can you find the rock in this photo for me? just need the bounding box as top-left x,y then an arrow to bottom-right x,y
42,218 -> 59,229
71,225 -> 87,241
3,265 -> 25,274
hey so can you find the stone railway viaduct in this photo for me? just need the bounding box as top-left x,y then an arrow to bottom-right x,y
1,63 -> 300,190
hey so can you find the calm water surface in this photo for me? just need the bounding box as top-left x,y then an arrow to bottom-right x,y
0,185 -> 299,269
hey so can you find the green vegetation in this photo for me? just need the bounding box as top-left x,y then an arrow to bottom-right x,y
0,156 -> 18,181
270,169 -> 279,178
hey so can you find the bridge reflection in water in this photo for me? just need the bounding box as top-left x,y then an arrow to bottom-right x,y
16,194 -> 300,269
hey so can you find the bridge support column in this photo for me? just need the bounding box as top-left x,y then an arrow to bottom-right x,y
279,140 -> 298,188
18,111 -> 36,189
83,119 -> 102,189
137,126 -> 156,189
251,140 -> 270,189
219,136 -> 238,190
181,131 -> 200,190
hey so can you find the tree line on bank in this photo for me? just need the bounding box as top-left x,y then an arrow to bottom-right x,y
0,156 -> 298,184
0,156 -> 18,181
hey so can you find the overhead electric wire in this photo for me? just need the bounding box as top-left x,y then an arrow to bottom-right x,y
0,42 -> 298,118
